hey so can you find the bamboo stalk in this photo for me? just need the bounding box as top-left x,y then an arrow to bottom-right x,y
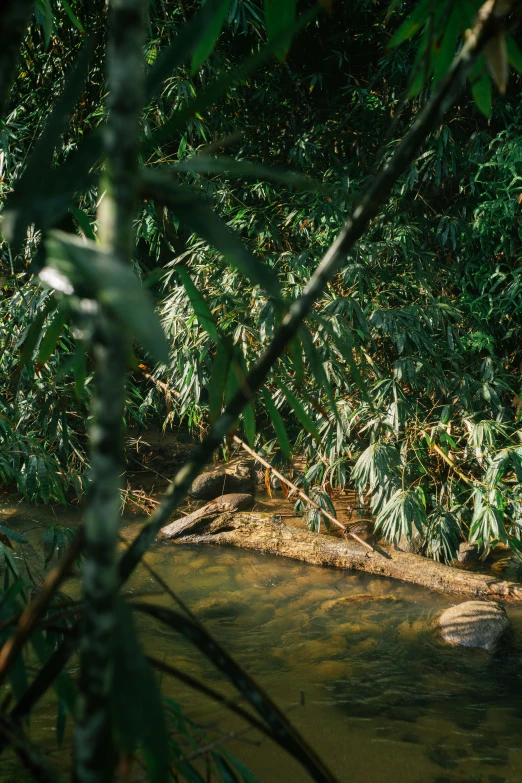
232,435 -> 375,553
74,1 -> 146,780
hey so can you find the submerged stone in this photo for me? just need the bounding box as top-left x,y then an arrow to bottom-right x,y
438,601 -> 511,651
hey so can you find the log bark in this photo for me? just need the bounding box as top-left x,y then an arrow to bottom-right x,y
176,512 -> 522,602
160,493 -> 254,539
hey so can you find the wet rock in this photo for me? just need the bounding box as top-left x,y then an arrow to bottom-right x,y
347,520 -> 374,541
457,542 -> 479,563
491,557 -> 522,582
189,468 -> 255,500
396,533 -> 425,555
234,459 -> 256,478
438,601 -> 511,651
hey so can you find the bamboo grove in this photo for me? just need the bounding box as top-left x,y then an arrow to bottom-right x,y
0,1 -> 522,780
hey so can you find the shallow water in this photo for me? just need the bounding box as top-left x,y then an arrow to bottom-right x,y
124,530 -> 522,783
4,499 -> 522,782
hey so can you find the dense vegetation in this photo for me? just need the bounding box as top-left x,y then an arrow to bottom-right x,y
0,0 -> 522,780
2,1 -> 522,561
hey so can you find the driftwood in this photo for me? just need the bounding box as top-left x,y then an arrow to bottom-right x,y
160,493 -> 254,539
175,512 -> 522,602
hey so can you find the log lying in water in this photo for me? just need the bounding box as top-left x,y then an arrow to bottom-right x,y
176,512 -> 522,602
160,493 -> 254,539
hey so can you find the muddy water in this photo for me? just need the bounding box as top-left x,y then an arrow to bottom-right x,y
4,497 -> 522,783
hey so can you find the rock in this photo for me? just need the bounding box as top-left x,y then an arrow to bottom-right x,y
189,469 -> 255,500
457,542 -> 479,563
234,460 -> 256,479
491,557 -> 522,581
438,600 -> 511,651
396,533 -> 425,555
347,520 -> 374,541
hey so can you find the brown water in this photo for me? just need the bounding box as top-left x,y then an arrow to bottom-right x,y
4,498 -> 522,783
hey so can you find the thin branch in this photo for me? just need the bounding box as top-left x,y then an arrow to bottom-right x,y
232,435 -> 375,552
0,528 -> 83,689
133,602 -> 338,783
0,714 -> 67,783
146,656 -> 269,737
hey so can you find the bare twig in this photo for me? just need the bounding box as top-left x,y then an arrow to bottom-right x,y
232,435 -> 375,552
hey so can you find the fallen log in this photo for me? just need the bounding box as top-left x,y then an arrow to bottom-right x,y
175,512 -> 522,602
160,493 -> 254,539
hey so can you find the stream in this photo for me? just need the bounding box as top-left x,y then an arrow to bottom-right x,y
4,498 -> 522,782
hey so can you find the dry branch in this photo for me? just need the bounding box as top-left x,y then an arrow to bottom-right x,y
232,435 -> 375,552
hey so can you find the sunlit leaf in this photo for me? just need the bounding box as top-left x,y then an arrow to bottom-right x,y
46,232 -> 170,364
37,305 -> 68,366
175,265 -> 219,343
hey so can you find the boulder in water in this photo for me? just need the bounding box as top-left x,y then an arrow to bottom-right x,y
189,468 -> 255,500
438,600 -> 511,651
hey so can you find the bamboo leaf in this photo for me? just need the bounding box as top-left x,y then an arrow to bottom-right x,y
146,0 -> 231,99
112,601 -> 169,783
507,36 -> 522,73
433,4 -> 461,85
70,205 -> 96,241
19,300 -> 56,369
470,55 -> 492,117
45,232 -> 170,364
175,265 -> 220,343
37,305 -> 68,366
261,388 -> 291,459
167,156 -> 331,194
142,173 -> 281,301
0,526 -> 27,545
208,341 -> 231,422
299,327 -> 338,421
264,0 -> 296,60
61,0 -> 84,32
242,402 -> 256,447
388,0 -> 431,48
3,36 -> 97,248
278,381 -> 320,442
191,0 -> 232,73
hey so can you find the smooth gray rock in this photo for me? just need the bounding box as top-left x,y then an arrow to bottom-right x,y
457,542 -> 480,563
438,600 -> 511,651
189,469 -> 255,500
